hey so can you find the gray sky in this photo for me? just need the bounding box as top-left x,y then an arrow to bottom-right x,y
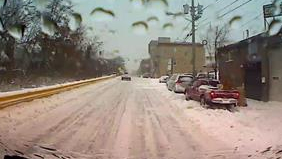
69,0 -> 273,71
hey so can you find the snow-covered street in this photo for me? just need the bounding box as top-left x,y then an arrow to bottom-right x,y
0,77 -> 281,159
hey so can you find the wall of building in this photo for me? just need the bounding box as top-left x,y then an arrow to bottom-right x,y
149,42 -> 205,78
269,45 -> 282,102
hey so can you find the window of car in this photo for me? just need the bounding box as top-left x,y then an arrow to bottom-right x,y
179,76 -> 193,82
209,80 -> 220,87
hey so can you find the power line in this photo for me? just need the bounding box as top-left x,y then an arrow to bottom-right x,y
202,0 -> 223,12
240,13 -> 263,27
218,0 -> 254,18
217,0 -> 240,14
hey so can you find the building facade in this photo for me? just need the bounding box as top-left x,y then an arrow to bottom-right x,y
217,33 -> 282,102
149,37 -> 205,78
137,58 -> 152,76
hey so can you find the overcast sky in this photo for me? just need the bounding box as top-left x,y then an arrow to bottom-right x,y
68,0 -> 274,71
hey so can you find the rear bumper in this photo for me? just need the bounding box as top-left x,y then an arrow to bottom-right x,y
175,85 -> 185,93
121,77 -> 131,81
210,98 -> 238,105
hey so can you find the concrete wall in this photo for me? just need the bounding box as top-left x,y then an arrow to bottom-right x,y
269,46 -> 282,102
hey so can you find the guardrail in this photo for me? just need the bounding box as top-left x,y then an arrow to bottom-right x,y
0,76 -> 115,109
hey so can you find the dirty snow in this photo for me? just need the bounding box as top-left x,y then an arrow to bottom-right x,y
151,79 -> 282,158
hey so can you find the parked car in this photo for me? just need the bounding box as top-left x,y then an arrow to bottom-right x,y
167,74 -> 194,93
159,75 -> 169,83
196,72 -> 208,79
185,79 -> 239,111
121,72 -> 131,81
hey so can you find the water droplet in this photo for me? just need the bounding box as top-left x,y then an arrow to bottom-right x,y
7,25 -> 25,40
41,15 -> 57,36
163,23 -> 173,32
132,21 -> 148,35
268,19 -> 282,36
147,16 -> 159,26
229,16 -> 242,29
91,7 -> 115,22
69,13 -> 82,30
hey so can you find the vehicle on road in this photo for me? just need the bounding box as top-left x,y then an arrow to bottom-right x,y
159,75 -> 169,83
185,79 -> 239,111
142,73 -> 151,78
167,74 -> 194,93
121,72 -> 131,81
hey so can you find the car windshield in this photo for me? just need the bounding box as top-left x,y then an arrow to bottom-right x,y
179,76 -> 193,82
209,80 -> 220,87
0,0 -> 281,158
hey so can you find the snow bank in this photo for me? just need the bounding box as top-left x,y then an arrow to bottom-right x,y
0,76 -> 112,98
150,79 -> 282,158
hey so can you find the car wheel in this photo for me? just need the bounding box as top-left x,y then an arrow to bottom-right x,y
200,96 -> 208,108
185,91 -> 190,101
173,87 -> 177,93
227,104 -> 237,112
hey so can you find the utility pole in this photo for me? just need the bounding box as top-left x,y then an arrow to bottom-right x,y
191,0 -> 196,77
183,1 -> 203,77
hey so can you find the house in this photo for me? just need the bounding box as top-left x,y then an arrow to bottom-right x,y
217,33 -> 282,102
148,37 -> 205,78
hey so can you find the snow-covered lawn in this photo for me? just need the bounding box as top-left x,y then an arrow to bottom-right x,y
150,79 -> 282,158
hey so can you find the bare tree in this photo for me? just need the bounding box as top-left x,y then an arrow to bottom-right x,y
0,0 -> 40,70
44,0 -> 73,29
202,24 -> 229,79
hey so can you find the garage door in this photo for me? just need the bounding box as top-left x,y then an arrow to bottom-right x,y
269,47 -> 282,102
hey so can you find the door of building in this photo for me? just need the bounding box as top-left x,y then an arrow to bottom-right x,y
245,62 -> 262,100
269,48 -> 282,102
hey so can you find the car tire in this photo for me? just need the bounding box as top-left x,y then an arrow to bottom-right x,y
185,91 -> 190,101
173,87 -> 177,93
227,104 -> 237,112
200,96 -> 208,108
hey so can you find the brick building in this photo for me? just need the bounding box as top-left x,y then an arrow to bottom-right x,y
149,37 -> 205,78
217,33 -> 282,102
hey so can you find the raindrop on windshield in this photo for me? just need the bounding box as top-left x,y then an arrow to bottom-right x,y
163,23 -> 173,32
132,21 -> 149,35
147,16 -> 159,26
90,7 -> 115,22
268,19 -> 282,36
229,16 -> 242,30
69,13 -> 82,30
7,25 -> 25,40
41,15 -> 58,36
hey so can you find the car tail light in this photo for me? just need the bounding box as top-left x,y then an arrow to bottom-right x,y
234,92 -> 240,99
210,91 -> 217,98
176,80 -> 182,84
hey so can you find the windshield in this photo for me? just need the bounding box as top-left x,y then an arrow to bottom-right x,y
179,76 -> 193,82
209,80 -> 220,87
1,0 -> 282,159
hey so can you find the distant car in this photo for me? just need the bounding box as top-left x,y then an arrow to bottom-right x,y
159,75 -> 169,83
185,79 -> 239,111
167,74 -> 194,93
121,72 -> 131,81
196,72 -> 208,79
142,73 -> 151,78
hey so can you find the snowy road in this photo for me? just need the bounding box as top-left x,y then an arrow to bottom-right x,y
0,77 -> 281,159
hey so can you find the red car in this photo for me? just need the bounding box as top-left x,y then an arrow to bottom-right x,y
185,79 -> 240,111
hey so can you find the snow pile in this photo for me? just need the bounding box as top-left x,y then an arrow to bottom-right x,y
0,76 -> 113,98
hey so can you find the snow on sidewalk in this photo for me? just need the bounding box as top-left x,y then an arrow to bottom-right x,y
150,79 -> 282,158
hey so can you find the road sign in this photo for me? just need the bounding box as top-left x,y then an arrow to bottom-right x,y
263,3 -> 282,18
